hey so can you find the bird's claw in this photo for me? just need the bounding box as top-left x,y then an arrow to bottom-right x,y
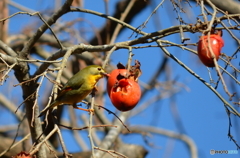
88,108 -> 94,115
73,105 -> 94,114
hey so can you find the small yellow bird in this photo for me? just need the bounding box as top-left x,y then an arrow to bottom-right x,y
39,65 -> 108,117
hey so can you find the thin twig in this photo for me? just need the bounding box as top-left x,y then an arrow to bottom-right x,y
56,124 -> 71,158
213,57 -> 232,99
15,91 -> 36,114
94,147 -> 128,158
170,0 -> 189,42
29,125 -> 58,155
16,58 -> 62,63
203,0 -> 217,33
218,66 -> 240,85
127,47 -> 133,71
0,57 -> 16,85
31,72 -> 46,127
81,101 -> 129,131
58,123 -> 117,130
96,105 -> 130,132
200,0 -> 208,23
35,12 -> 64,49
138,0 -> 165,32
13,72 -> 44,87
0,11 -> 63,49
80,114 -> 101,146
102,46 -> 117,69
89,91 -> 96,158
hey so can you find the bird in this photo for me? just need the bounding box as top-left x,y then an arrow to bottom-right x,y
38,65 -> 108,117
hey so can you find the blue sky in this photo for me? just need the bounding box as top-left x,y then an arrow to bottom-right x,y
1,0 -> 240,158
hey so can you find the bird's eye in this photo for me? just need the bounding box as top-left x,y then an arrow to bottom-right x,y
97,67 -> 102,71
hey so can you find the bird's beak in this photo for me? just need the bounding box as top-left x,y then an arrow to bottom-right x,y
101,72 -> 110,77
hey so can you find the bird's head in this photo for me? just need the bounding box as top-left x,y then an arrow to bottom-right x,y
88,65 -> 109,80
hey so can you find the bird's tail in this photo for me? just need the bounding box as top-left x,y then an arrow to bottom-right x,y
38,100 -> 58,117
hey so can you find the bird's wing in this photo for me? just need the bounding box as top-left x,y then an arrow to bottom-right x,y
57,75 -> 85,98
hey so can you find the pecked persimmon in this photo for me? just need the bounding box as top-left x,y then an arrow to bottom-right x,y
107,61 -> 142,111
197,30 -> 224,67
109,78 -> 141,111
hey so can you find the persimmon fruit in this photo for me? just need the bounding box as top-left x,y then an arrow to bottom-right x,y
197,30 -> 224,67
107,62 -> 141,112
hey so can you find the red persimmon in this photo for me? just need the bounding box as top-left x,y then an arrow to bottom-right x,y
109,78 -> 141,111
107,67 -> 141,111
197,32 -> 224,67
